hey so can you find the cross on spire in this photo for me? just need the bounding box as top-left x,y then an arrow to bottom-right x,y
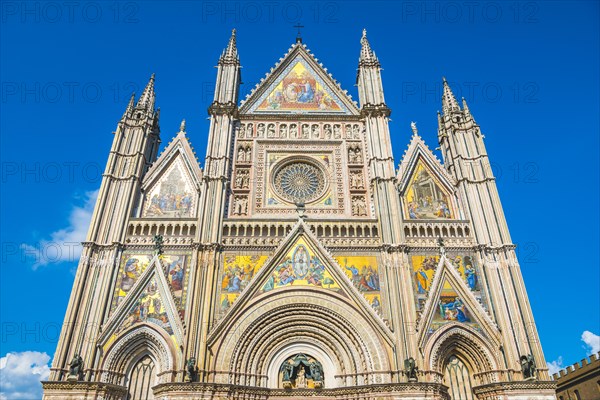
293,23 -> 304,43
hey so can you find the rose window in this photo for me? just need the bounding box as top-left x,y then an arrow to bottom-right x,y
273,161 -> 326,204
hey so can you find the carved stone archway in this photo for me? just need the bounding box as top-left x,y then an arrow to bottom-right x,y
101,324 -> 178,386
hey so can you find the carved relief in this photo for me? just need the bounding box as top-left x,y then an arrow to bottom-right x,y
323,124 -> 332,139
301,124 -> 310,139
351,195 -> 368,216
257,123 -> 265,138
237,144 -> 252,164
234,169 -> 250,189
311,124 -> 320,139
279,124 -> 288,138
232,196 -> 248,216
333,124 -> 341,139
350,170 -> 365,189
348,146 -> 363,164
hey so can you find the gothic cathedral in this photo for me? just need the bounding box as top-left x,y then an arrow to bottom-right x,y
43,30 -> 557,400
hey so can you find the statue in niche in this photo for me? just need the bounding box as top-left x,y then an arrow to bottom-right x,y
520,354 -> 537,380
279,124 -> 288,138
302,124 -> 310,138
238,124 -> 245,138
324,124 -> 332,139
280,354 -> 323,389
257,123 -> 265,137
237,146 -> 245,162
245,146 -> 252,161
355,147 -> 363,162
352,196 -> 367,216
404,357 -> 418,382
312,124 -> 320,138
333,124 -> 341,139
247,123 -> 254,137
233,196 -> 247,215
67,353 -> 84,381
267,123 -> 276,138
290,124 -> 298,138
353,124 -> 360,139
345,124 -> 352,138
350,171 -> 364,189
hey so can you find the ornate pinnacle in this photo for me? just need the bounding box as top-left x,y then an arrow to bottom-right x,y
441,77 -> 461,115
359,29 -> 379,66
220,28 -> 239,64
179,119 -> 186,133
123,92 -> 135,118
136,74 -> 156,111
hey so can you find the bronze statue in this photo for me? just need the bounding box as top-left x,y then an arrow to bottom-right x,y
520,354 -> 537,380
309,359 -> 323,383
185,357 -> 198,382
67,353 -> 83,381
404,357 -> 418,382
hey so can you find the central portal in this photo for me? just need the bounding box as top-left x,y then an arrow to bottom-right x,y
279,353 -> 324,389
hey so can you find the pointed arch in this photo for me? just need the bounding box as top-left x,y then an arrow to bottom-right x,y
424,323 -> 500,386
100,324 -> 178,386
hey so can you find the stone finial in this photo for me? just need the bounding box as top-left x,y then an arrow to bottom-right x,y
179,119 -> 186,133
411,121 -> 418,136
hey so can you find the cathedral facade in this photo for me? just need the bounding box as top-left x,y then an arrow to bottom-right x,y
43,30 -> 557,400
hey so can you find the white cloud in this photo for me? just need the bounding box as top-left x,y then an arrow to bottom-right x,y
582,330 -> 600,354
21,189 -> 98,269
0,351 -> 51,400
546,356 -> 564,375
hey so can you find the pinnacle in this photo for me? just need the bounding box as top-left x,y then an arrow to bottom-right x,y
359,28 -> 379,65
220,28 -> 239,64
441,77 -> 461,115
136,74 -> 156,111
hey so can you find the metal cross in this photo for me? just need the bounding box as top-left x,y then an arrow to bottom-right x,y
293,23 -> 304,42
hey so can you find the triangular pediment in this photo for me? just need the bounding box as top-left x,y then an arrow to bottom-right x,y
397,134 -> 460,220
240,44 -> 359,115
100,255 -> 185,348
211,219 -> 392,343
141,131 -> 203,218
416,255 -> 500,347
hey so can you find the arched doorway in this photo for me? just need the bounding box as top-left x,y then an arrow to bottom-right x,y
444,355 -> 475,400
127,354 -> 156,400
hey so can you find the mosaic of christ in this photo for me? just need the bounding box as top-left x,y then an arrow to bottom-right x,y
258,61 -> 342,112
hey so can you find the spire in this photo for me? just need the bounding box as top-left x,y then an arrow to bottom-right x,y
220,29 -> 239,64
441,77 -> 460,115
123,92 -> 135,118
359,29 -> 379,66
136,73 -> 156,111
462,97 -> 471,114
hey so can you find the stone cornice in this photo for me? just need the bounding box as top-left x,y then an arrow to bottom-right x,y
41,380 -> 127,394
473,380 -> 556,395
152,381 -> 449,396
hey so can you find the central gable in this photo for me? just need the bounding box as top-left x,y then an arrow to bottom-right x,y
241,45 -> 359,115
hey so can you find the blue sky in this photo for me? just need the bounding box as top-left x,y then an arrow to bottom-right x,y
1,1 -> 599,398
